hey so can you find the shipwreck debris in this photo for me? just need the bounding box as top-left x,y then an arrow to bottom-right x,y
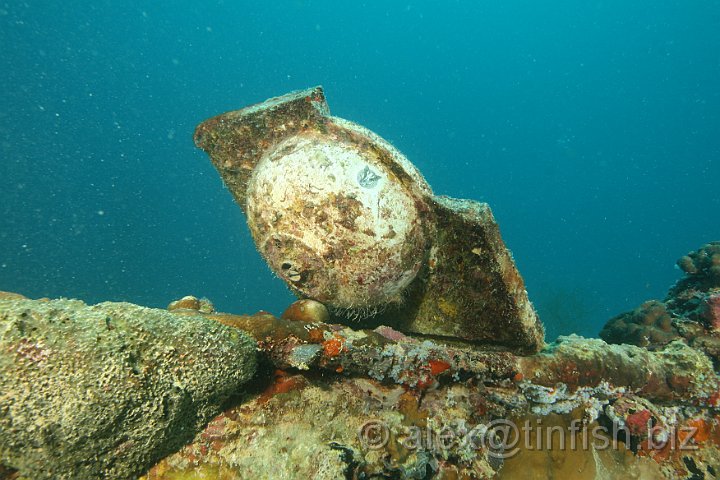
194,87 -> 544,354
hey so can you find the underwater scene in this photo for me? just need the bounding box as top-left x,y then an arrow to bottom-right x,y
1,1 -> 719,479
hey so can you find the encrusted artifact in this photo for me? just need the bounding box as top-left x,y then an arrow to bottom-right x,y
194,87 -> 544,353
0,297 -> 257,480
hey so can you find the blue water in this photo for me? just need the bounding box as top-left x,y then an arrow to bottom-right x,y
1,1 -> 718,339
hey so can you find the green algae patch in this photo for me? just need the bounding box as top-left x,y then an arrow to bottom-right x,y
0,297 -> 257,480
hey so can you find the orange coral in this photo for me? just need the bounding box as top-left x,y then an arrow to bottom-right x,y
428,359 -> 451,376
322,336 -> 346,357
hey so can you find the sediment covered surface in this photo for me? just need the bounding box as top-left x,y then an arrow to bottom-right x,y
0,296 -> 256,480
2,243 -> 720,479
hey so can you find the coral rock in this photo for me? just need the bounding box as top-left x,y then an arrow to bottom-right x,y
145,332 -> 720,479
281,299 -> 330,324
702,293 -> 720,331
673,241 -> 720,293
601,242 -> 720,364
0,297 -> 256,480
167,295 -> 201,311
600,300 -> 680,349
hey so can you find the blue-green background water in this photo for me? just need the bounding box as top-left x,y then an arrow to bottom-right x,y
1,1 -> 718,339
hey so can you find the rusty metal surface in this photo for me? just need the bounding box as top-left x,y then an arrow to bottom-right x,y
194,87 -> 544,353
